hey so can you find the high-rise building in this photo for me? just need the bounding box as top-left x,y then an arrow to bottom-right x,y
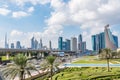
39,39 -> 43,49
58,37 -> 63,50
71,37 -> 77,52
78,34 -> 86,53
62,41 -> 67,50
16,41 -> 21,49
5,33 -> 9,48
66,39 -> 71,51
78,34 -> 82,43
11,43 -> 14,49
31,36 -> 35,49
92,24 -> 118,51
34,39 -> 38,49
49,40 -> 52,50
104,24 -> 118,50
58,37 -> 71,51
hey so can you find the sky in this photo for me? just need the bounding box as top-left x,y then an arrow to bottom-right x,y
0,0 -> 120,49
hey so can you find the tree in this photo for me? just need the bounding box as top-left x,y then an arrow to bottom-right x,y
102,48 -> 111,72
46,55 -> 56,80
1,54 -> 39,80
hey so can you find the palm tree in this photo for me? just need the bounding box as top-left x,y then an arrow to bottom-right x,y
102,48 -> 111,72
1,54 -> 39,80
46,55 -> 56,80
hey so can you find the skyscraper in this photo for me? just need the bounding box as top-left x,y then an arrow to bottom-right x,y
34,39 -> 38,49
71,37 -> 77,52
5,33 -> 9,48
31,36 -> 35,49
58,37 -> 71,51
16,41 -> 21,49
92,24 -> 118,51
78,34 -> 86,53
11,43 -> 14,49
78,34 -> 82,43
104,24 -> 118,50
58,37 -> 63,50
49,40 -> 52,50
39,39 -> 43,49
66,39 -> 71,51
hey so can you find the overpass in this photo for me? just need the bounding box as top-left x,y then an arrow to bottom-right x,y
0,48 -> 75,59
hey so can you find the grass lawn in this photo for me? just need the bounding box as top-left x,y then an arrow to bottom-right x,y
72,59 -> 107,64
1,56 -> 13,61
52,67 -> 120,80
72,56 -> 120,64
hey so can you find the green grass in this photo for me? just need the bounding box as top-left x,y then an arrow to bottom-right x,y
52,67 -> 120,80
72,56 -> 120,64
73,59 -> 107,64
1,56 -> 13,61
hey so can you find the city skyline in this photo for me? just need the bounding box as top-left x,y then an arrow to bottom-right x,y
0,0 -> 120,49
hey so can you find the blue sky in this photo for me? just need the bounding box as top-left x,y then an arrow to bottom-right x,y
0,0 -> 120,49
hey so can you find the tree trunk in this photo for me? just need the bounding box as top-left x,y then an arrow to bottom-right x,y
50,65 -> 53,80
107,58 -> 110,72
20,70 -> 24,80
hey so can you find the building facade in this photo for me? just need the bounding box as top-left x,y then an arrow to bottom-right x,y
58,37 -> 63,50
104,24 -> 118,50
71,37 -> 77,52
92,25 -> 118,51
78,34 -> 86,53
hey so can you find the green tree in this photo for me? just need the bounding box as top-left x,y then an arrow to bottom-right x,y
46,55 -> 56,80
102,48 -> 111,72
1,54 -> 39,80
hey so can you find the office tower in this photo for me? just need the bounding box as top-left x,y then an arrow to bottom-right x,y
113,35 -> 118,48
78,34 -> 82,43
49,40 -> 52,50
5,33 -> 9,48
16,41 -> 21,49
58,37 -> 63,50
31,36 -> 35,49
92,24 -> 118,51
34,39 -> 38,49
78,34 -> 86,53
11,43 -> 14,49
62,41 -> 67,50
40,39 -> 43,49
66,39 -> 71,51
71,37 -> 77,52
104,24 -> 118,50
82,42 -> 86,52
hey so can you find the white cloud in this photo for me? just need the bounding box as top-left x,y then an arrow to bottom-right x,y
9,26 -> 62,48
10,0 -> 50,6
28,7 -> 34,13
10,30 -> 24,36
45,0 -> 120,49
0,8 -> 11,16
1,0 -> 120,49
12,11 -> 29,18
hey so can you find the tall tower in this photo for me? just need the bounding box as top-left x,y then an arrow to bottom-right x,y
5,33 -> 8,48
49,40 -> 52,50
58,37 -> 63,50
40,38 -> 43,49
71,37 -> 77,52
104,24 -> 117,50
78,34 -> 82,43
31,36 -> 35,49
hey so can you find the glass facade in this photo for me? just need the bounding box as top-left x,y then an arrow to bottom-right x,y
92,27 -> 118,51
58,37 -> 63,50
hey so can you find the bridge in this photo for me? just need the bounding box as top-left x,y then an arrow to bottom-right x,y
0,48 -> 75,60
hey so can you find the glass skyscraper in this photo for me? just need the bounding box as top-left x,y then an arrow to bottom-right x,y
104,25 -> 118,50
58,37 -> 63,50
92,25 -> 118,51
58,37 -> 71,51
